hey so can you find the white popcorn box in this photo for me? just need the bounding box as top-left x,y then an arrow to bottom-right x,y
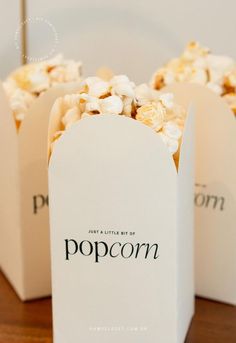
48,109 -> 194,343
163,83 -> 236,305
0,82 -> 80,301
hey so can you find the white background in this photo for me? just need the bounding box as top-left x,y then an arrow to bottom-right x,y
0,0 -> 236,82
0,0 -> 21,78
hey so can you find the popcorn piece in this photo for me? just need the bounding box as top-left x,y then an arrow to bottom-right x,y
28,70 -> 50,93
223,93 -> 236,115
100,95 -> 123,115
136,102 -> 165,132
49,130 -> 64,154
162,121 -> 182,140
85,100 -> 100,113
223,69 -> 236,93
62,107 -> 81,129
151,41 -> 236,116
159,93 -> 174,109
111,75 -> 135,97
3,54 -> 82,129
158,132 -> 179,155
49,75 -> 187,169
135,84 -> 160,106
85,78 -> 110,98
8,88 -> 36,125
122,96 -> 134,117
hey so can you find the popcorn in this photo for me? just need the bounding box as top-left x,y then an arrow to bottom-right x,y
49,75 -> 187,168
159,93 -> 174,109
224,69 -> 236,90
222,93 -> 236,115
135,84 -> 160,106
9,89 -> 36,123
3,54 -> 82,129
158,132 -> 179,155
122,96 -> 134,117
84,77 -> 110,98
136,102 -> 165,131
85,100 -> 100,113
100,95 -> 123,115
50,130 -> 64,153
62,107 -> 81,129
162,121 -> 182,140
111,75 -> 135,98
151,41 -> 236,116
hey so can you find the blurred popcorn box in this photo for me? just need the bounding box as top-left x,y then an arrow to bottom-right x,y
48,111 -> 194,343
0,82 -> 80,300
163,83 -> 236,305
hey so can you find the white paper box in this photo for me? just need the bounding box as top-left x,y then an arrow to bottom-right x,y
0,82 -> 80,300
163,83 -> 236,305
48,110 -> 194,342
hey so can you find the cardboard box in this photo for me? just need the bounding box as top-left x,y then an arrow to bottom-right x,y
163,83 -> 236,305
48,109 -> 194,342
0,82 -> 80,300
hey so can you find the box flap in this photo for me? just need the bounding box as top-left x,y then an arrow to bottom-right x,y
163,83 -> 236,304
49,114 -> 180,342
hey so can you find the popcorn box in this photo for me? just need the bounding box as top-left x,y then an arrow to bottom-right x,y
0,82 -> 80,301
163,83 -> 236,305
48,109 -> 194,342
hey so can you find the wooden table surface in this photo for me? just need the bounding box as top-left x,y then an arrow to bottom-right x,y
0,271 -> 235,343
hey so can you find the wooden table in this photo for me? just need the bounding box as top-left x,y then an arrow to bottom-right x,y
0,271 -> 235,343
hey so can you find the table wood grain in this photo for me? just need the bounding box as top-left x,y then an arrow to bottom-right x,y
0,270 -> 235,343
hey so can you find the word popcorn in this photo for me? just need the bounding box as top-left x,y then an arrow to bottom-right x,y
195,184 -> 225,211
65,238 -> 159,263
151,41 -> 236,116
3,54 -> 82,129
48,75 -> 187,167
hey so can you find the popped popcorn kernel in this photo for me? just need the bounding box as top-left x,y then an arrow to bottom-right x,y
158,132 -> 179,155
3,55 -> 82,129
100,95 -> 123,115
62,107 -> 81,129
136,102 -> 165,132
85,78 -> 110,98
223,93 -> 236,115
135,84 -> 160,106
162,121 -> 182,140
151,41 -> 236,116
49,75 -> 188,169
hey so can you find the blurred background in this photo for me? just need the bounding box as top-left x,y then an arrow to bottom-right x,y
1,0 -> 235,83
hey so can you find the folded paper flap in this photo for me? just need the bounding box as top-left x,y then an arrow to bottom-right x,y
163,83 -> 236,305
0,80 -> 20,207
19,82 -> 81,167
16,83 -> 81,299
49,114 -> 182,342
0,82 -> 23,295
0,81 -> 18,139
46,82 -> 82,161
176,105 -> 194,341
163,83 -> 236,189
178,104 -> 194,177
49,114 -> 177,177
163,82 -> 236,124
